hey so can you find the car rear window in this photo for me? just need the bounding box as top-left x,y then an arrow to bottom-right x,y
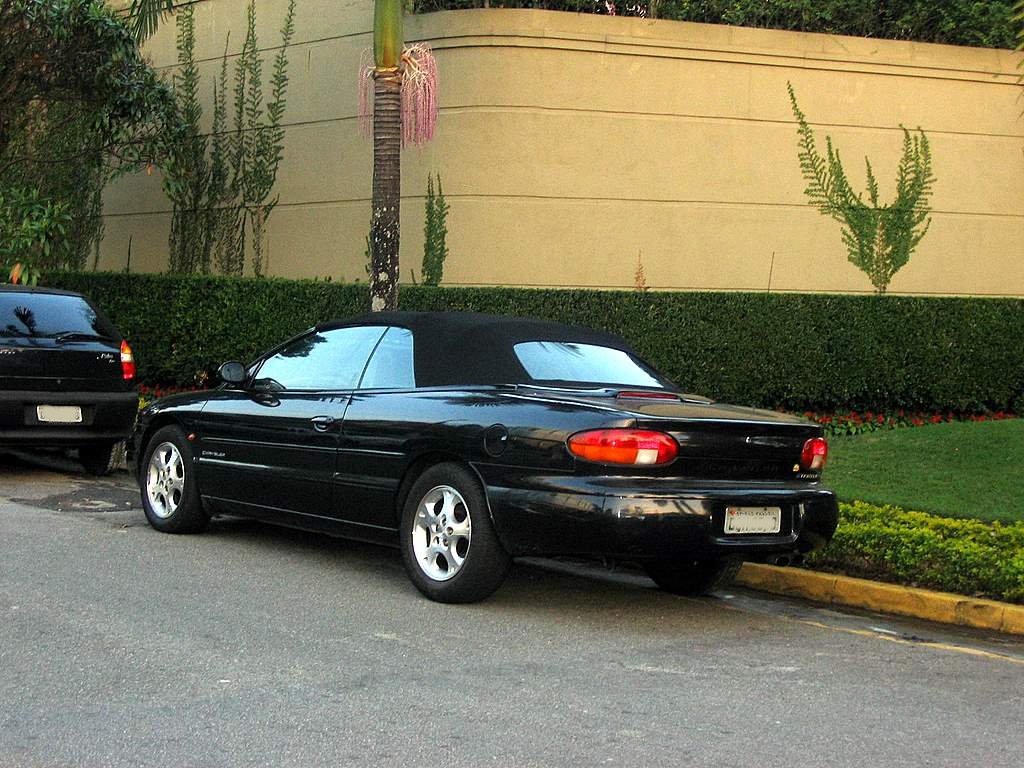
513,341 -> 665,388
0,292 -> 118,339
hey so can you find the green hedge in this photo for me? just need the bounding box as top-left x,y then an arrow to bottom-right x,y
412,1 -> 1018,50
48,271 -> 1024,413
806,501 -> 1024,603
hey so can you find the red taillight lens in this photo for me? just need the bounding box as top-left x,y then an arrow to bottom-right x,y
800,437 -> 828,471
568,429 -> 678,466
120,340 -> 136,381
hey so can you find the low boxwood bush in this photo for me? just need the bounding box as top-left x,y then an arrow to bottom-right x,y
806,501 -> 1024,603
47,271 -> 1024,414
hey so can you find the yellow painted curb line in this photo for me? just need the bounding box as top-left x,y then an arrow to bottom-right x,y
736,563 -> 1024,636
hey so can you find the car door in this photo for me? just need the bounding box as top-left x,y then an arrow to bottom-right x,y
195,325 -> 387,522
334,326 -> 419,530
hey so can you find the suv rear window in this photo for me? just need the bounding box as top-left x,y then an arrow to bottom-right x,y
513,341 -> 665,387
0,292 -> 118,339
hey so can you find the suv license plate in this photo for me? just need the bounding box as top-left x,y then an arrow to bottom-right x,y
36,405 -> 82,423
724,506 -> 782,534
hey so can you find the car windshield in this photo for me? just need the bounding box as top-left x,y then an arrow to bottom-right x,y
0,292 -> 117,339
513,341 -> 666,388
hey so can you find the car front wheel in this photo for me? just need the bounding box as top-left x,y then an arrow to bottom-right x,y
140,426 -> 208,534
645,557 -> 742,596
400,463 -> 511,603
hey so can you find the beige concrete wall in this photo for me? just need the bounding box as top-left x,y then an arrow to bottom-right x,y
101,3 -> 1024,295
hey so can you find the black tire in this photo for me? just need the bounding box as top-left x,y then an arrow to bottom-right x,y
645,557 -> 743,596
400,462 -> 511,603
139,425 -> 208,534
79,441 -> 120,476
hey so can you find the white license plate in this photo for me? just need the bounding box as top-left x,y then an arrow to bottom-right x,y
724,506 -> 782,534
36,405 -> 83,423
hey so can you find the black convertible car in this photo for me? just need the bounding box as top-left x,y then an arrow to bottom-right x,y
132,312 -> 837,603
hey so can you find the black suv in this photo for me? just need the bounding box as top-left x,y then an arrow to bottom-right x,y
0,286 -> 138,474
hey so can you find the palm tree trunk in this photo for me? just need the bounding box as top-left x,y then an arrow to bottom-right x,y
370,70 -> 402,311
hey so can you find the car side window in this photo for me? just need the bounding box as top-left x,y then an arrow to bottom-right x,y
253,326 -> 387,391
359,327 -> 415,389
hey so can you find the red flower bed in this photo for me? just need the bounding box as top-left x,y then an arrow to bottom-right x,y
800,409 -> 1015,436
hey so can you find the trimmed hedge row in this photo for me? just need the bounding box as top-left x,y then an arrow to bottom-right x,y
413,1 -> 1019,50
48,271 -> 1024,413
806,501 -> 1024,603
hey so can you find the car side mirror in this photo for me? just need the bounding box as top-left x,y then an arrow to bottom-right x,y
218,361 -> 247,387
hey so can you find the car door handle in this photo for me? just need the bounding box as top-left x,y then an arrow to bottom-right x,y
311,416 -> 337,432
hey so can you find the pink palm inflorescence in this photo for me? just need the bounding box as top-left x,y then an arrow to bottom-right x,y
357,43 -> 438,149
399,43 -> 438,148
357,48 -> 374,137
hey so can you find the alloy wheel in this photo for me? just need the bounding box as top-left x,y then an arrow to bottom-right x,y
411,484 -> 472,581
146,441 -> 185,519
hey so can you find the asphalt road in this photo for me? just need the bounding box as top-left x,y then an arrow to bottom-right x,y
2,449 -> 1023,768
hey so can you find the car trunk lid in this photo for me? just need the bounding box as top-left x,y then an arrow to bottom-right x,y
518,386 -> 820,481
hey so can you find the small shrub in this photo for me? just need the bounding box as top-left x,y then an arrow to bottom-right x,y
633,251 -> 649,292
421,173 -> 449,286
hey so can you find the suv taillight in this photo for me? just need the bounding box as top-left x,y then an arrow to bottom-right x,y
800,437 -> 828,471
568,429 -> 678,466
120,340 -> 136,381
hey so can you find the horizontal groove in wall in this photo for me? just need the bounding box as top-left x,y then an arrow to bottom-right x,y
102,196 -> 1024,221
151,18 -> 1021,85
430,35 -> 1021,87
167,103 -> 1024,143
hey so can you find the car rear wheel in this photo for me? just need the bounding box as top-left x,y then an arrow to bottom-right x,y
79,441 -> 121,476
400,463 -> 511,603
645,557 -> 742,596
141,426 -> 208,534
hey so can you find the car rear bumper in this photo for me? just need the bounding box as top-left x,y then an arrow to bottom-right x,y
476,468 -> 839,561
0,389 -> 138,446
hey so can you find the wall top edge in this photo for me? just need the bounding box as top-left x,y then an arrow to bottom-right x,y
409,9 -> 1024,76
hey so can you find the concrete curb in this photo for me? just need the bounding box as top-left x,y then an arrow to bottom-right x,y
736,563 -> 1024,636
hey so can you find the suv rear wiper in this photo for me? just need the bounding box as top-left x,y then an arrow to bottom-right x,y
51,331 -> 111,343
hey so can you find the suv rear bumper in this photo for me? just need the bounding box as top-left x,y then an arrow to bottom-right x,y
0,389 -> 138,446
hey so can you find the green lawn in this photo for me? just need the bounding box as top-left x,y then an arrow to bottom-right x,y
824,419 -> 1024,524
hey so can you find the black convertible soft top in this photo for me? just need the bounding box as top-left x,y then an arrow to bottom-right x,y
320,311 -> 640,387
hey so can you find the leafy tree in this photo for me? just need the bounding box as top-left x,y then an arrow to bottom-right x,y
788,83 -> 935,294
0,0 -> 178,278
421,173 -> 449,286
0,0 -> 177,169
4,102 -> 107,271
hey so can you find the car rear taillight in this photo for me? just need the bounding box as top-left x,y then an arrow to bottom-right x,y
800,437 -> 828,471
120,340 -> 136,381
568,429 -> 678,466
